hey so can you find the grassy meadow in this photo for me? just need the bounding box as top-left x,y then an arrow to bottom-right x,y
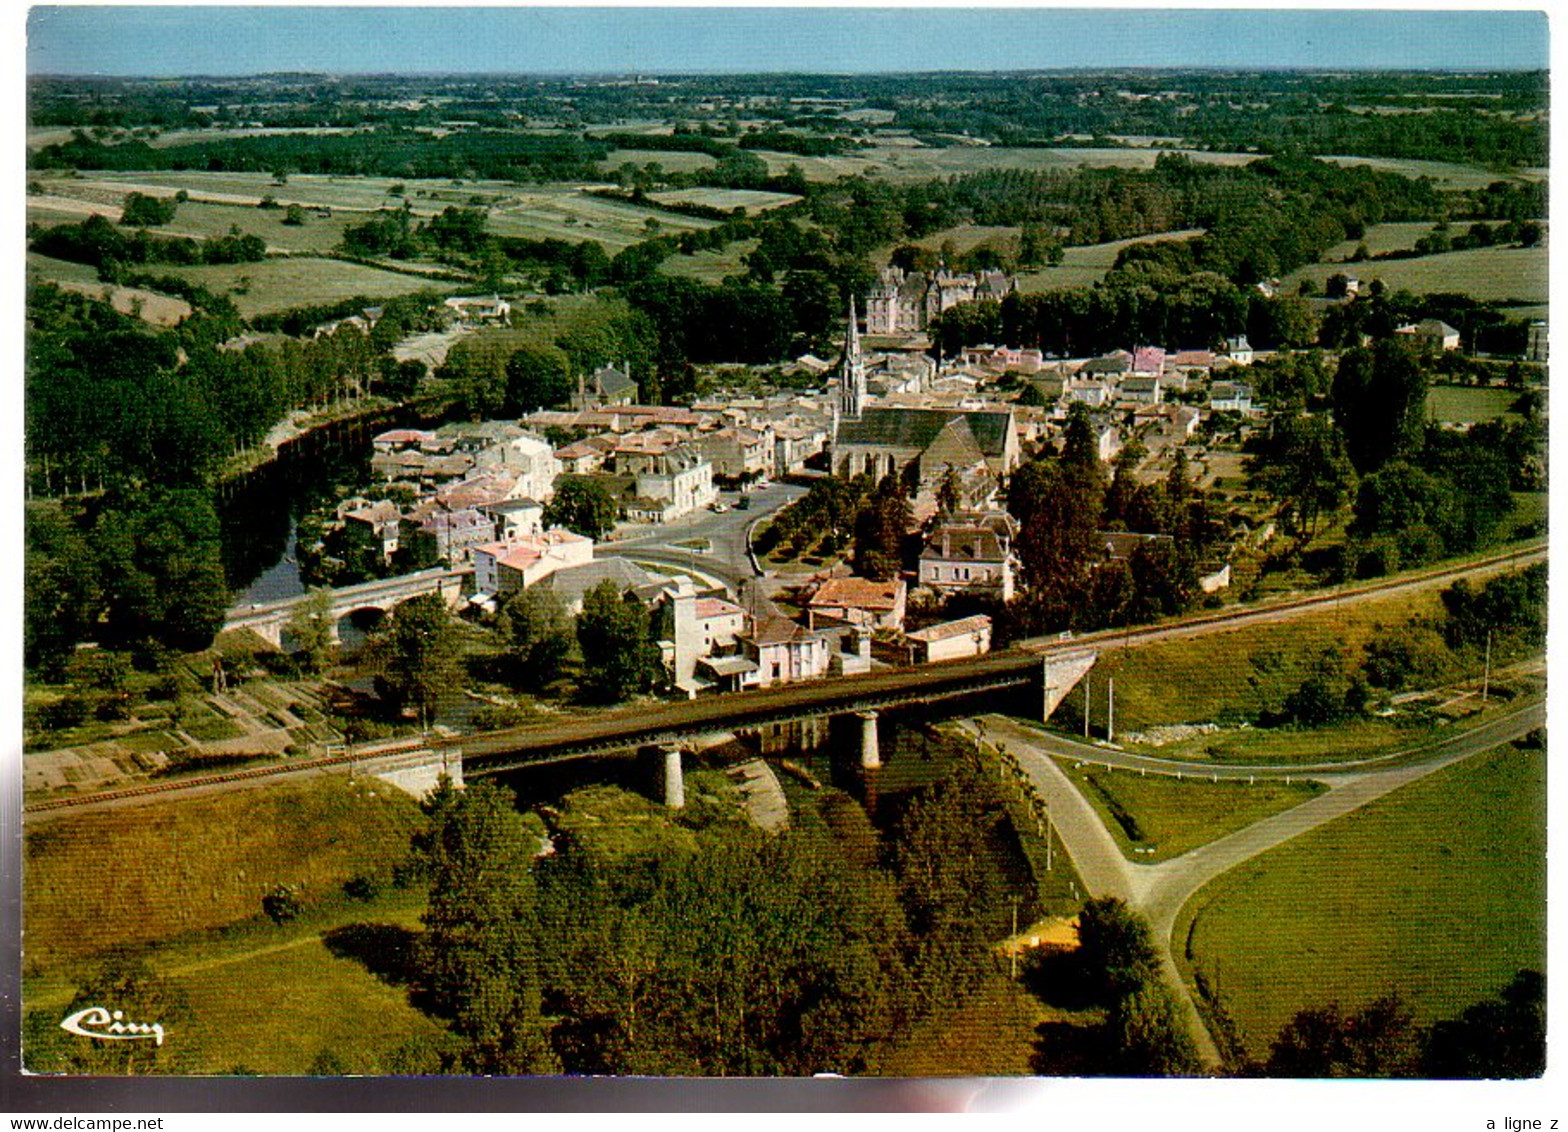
22,775 -> 425,969
1059,765 -> 1324,862
1177,741 -> 1547,1061
1426,383 -> 1526,425
1289,243 -> 1547,304
160,256 -> 457,317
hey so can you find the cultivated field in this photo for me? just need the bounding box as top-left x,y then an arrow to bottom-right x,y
1178,740 -> 1546,1060
600,148 -> 718,174
1320,154 -> 1540,189
749,144 -> 1261,184
159,256 -> 456,317
648,187 -> 802,213
1288,243 -> 1547,304
31,171 -> 714,249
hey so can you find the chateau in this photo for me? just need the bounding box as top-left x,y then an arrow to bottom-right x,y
864,266 -> 1015,334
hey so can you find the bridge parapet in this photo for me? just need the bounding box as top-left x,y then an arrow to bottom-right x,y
362,746 -> 464,799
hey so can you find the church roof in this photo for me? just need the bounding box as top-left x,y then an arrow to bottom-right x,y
835,407 -> 1014,459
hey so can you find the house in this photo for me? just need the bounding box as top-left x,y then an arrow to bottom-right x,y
1120,376 -> 1163,405
1062,379 -> 1112,408
443,295 -> 511,326
1395,319 -> 1462,352
420,508 -> 496,565
694,426 -> 773,482
1209,381 -> 1253,413
533,558 -> 656,615
555,435 -> 616,476
1080,354 -> 1131,379
471,528 -> 594,596
865,266 -> 1014,334
634,446 -> 717,521
571,363 -> 638,409
341,500 -> 403,561
479,498 -> 545,540
918,512 -> 1017,601
1091,421 -> 1123,463
1166,349 -> 1215,378
1131,347 -> 1166,377
1223,336 -> 1254,365
1093,530 -> 1175,566
807,577 -> 907,632
440,425 -> 560,501
656,584 -> 751,695
733,616 -> 832,689
906,614 -> 993,665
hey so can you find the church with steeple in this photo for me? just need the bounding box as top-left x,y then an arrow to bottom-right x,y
829,299 -> 1020,495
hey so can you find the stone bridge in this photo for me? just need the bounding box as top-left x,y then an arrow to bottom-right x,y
224,567 -> 472,648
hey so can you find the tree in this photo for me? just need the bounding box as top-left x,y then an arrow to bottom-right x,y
1422,970 -> 1545,1079
852,474 -> 912,581
575,581 -> 658,703
119,191 -> 177,227
1267,995 -> 1424,1078
284,587 -> 335,675
543,479 -> 618,541
497,586 -> 573,691
412,778 -> 557,1074
24,502 -> 102,676
1248,414 -> 1357,538
1074,897 -> 1161,1005
282,204 -> 307,226
372,592 -> 459,726
90,487 -> 231,653
505,344 -> 572,414
1331,340 -> 1428,474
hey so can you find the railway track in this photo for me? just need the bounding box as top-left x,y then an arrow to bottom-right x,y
23,541 -> 1545,817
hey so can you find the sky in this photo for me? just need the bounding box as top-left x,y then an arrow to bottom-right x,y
25,6 -> 1551,76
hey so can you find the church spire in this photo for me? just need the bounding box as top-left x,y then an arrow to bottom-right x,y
840,295 -> 866,421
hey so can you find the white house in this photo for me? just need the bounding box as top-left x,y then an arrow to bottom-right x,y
472,528 -> 594,596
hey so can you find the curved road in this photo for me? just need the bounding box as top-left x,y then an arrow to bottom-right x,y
968,700 -> 1545,1070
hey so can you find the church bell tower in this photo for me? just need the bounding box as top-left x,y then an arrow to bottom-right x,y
839,296 -> 866,422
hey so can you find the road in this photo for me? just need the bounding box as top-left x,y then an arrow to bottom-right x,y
604,480 -> 806,584
971,699 -> 1546,1071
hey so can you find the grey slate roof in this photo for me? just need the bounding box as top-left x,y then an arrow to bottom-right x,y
835,407 -> 1013,459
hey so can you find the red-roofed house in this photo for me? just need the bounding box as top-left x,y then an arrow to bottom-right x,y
472,528 -> 594,596
806,577 -> 907,632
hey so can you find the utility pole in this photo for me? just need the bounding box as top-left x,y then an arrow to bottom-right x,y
1107,677 -> 1115,743
1482,630 -> 1492,702
1010,899 -> 1020,979
1083,677 -> 1092,739
1044,800 -> 1053,871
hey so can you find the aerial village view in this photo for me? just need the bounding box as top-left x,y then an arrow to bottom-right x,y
13,6 -> 1550,1100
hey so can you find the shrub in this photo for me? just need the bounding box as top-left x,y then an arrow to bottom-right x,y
262,883 -> 304,925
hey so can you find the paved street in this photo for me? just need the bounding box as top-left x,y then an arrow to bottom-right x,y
603,480 -> 806,586
970,699 -> 1546,1071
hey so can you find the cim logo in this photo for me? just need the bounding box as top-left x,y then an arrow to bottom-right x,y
60,1006 -> 166,1046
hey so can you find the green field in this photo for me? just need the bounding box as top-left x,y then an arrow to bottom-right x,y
659,238 -> 759,283
748,144 -> 1260,184
23,775 -> 425,968
1314,221 -> 1435,261
1016,229 -> 1206,293
1060,764 -> 1324,862
1426,384 -> 1525,424
648,187 -> 802,212
22,885 -> 443,1075
34,171 -> 714,250
1177,741 -> 1546,1060
1288,243 -> 1547,304
160,256 -> 456,317
1320,154 -> 1541,190
600,147 -> 719,174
